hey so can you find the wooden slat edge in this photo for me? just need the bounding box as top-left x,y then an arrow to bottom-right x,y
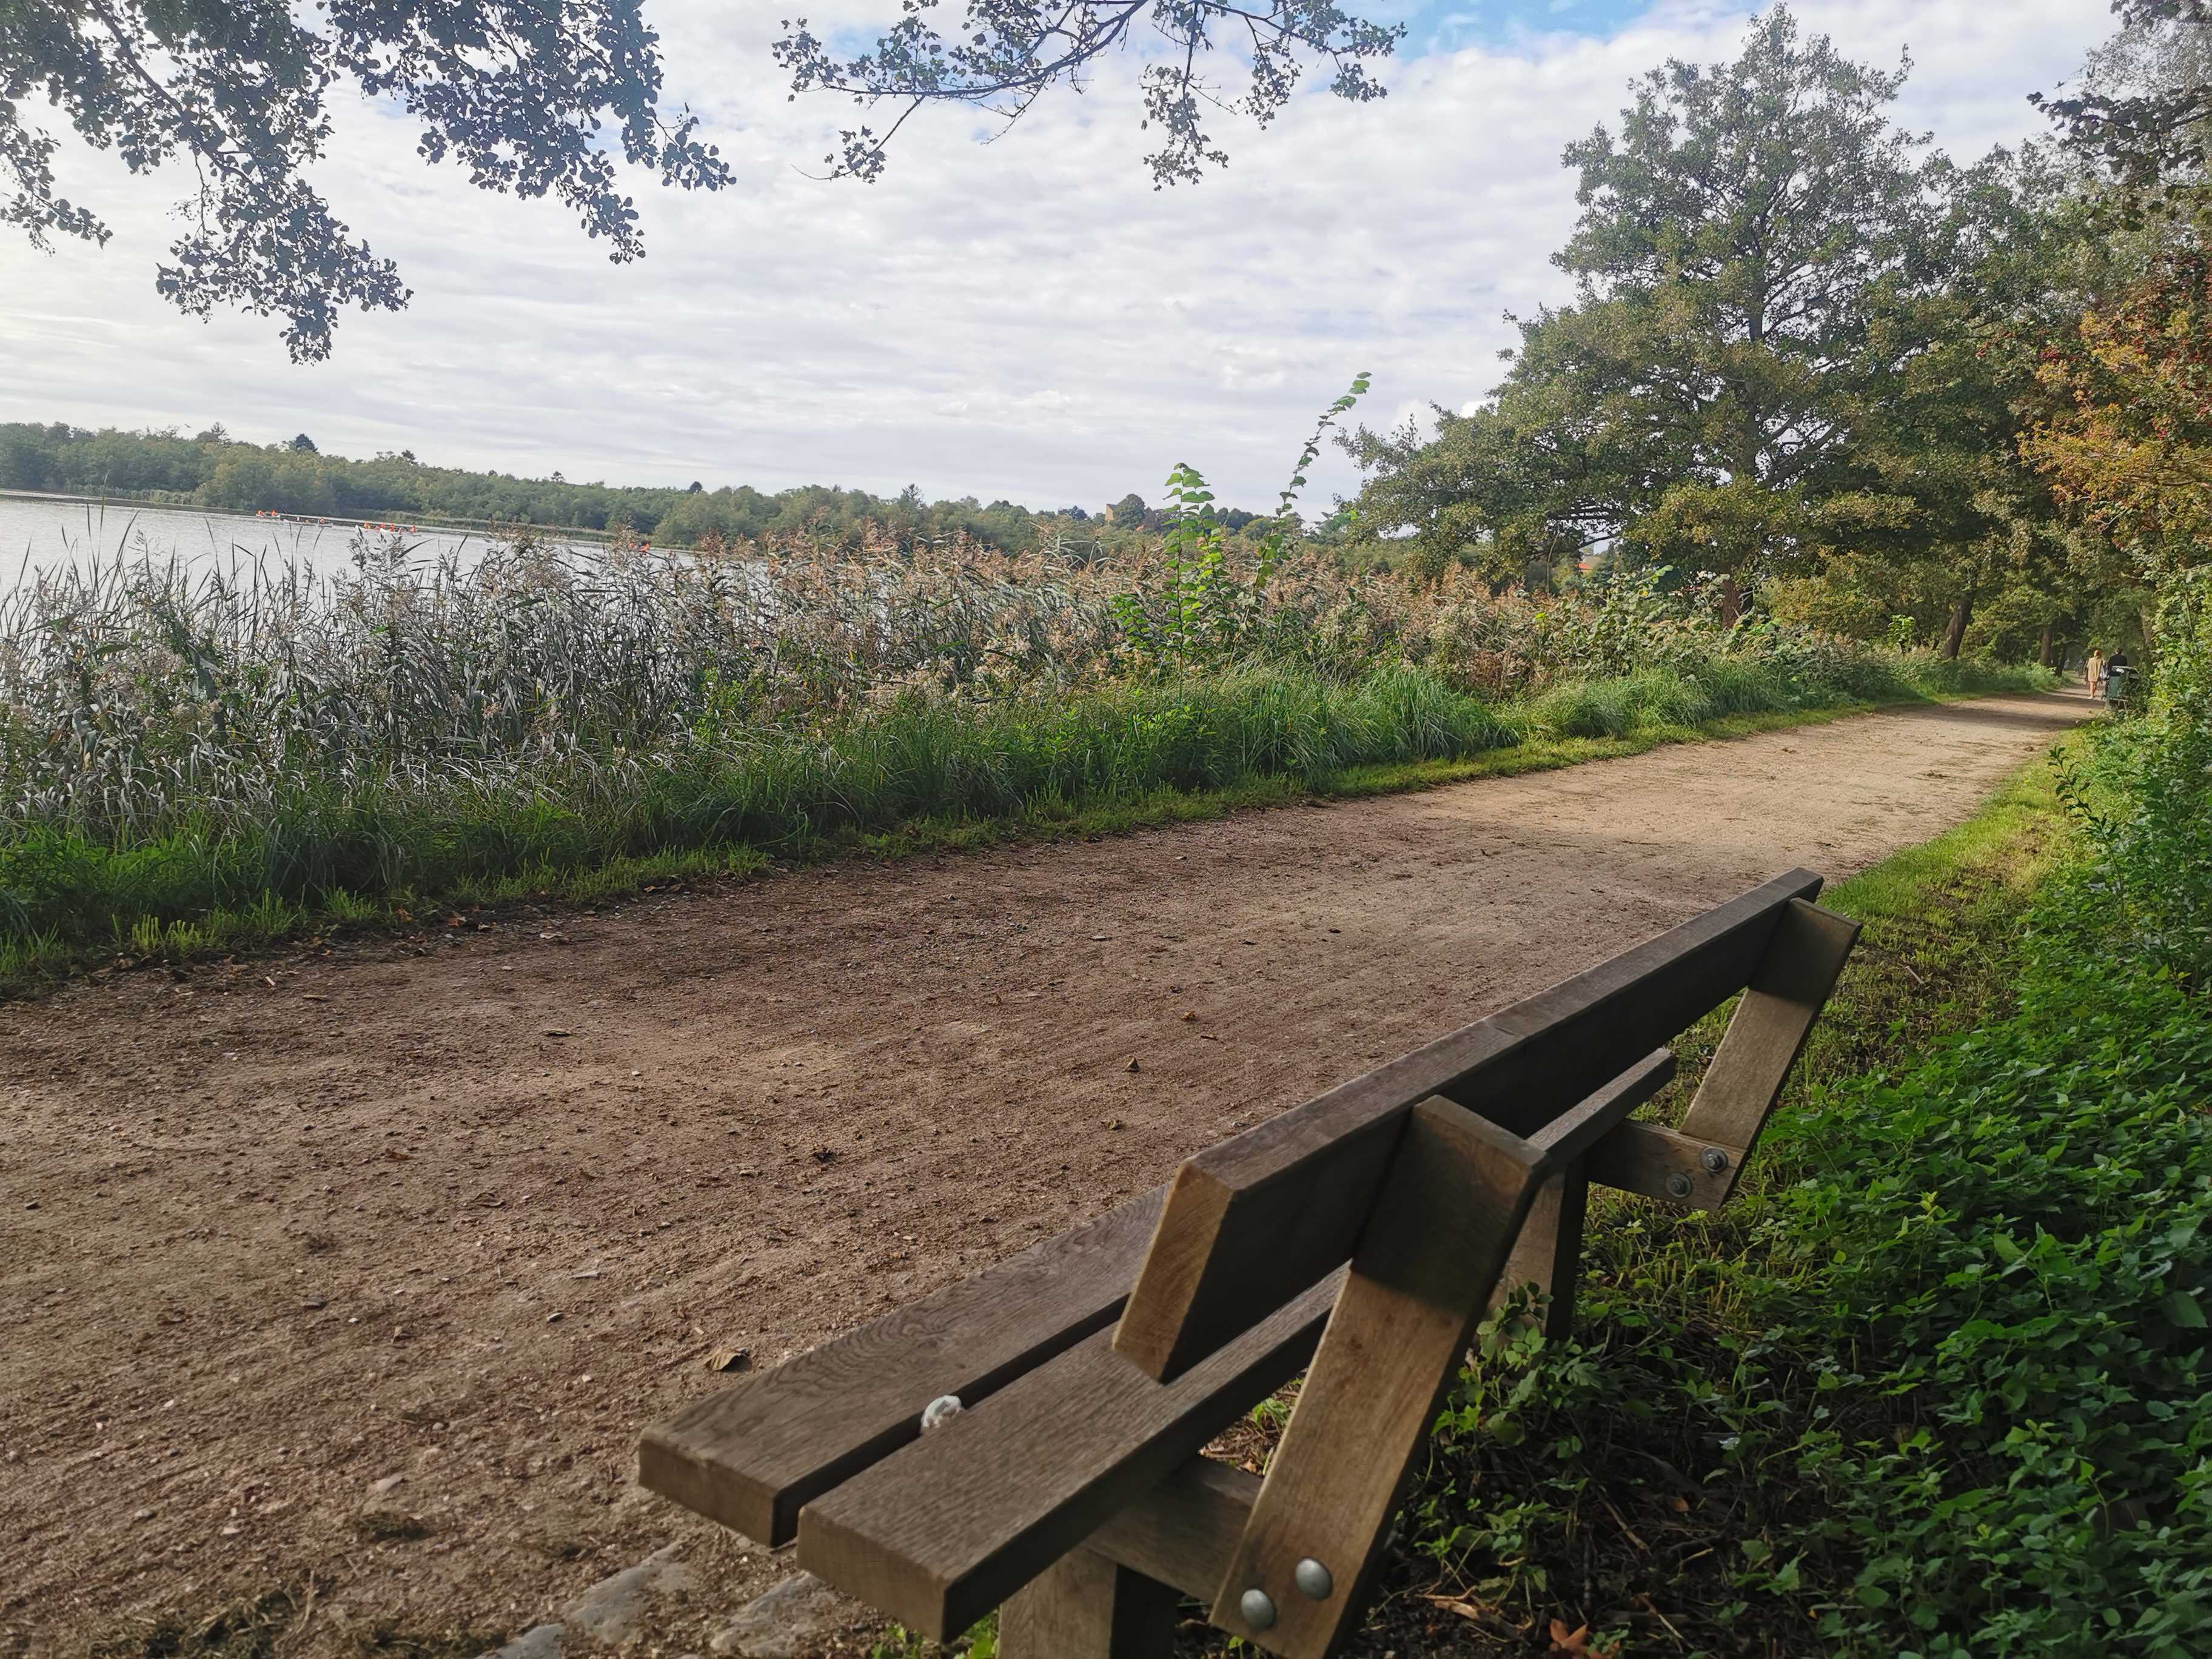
797,1271 -> 1344,1640
1087,1457 -> 1260,1603
1116,871 -> 1818,1379
639,1186 -> 1164,1543
1526,1048 -> 1677,1168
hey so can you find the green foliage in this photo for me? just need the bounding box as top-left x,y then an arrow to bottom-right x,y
869,1612 -> 996,1658
0,451 -> 2051,991
0,663 -> 1520,965
1344,4 -> 2088,658
1389,616 -> 2212,1657
2062,566 -> 2212,983
1,0 -> 732,359
1111,377 -> 1372,666
778,2 -> 1398,190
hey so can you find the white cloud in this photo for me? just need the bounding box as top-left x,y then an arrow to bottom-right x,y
0,1 -> 2111,511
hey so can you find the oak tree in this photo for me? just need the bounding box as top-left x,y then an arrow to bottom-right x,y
1346,5 -> 2028,625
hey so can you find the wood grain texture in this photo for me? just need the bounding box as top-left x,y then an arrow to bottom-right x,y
1208,1098 -> 1542,1659
1583,1119 -> 1731,1207
1676,899 -> 1860,1196
638,1187 -> 1164,1544
1113,871 -> 1820,1380
1087,1456 -> 1259,1601
1493,1161 -> 1589,1341
796,1271 -> 1344,1640
1524,1049 -> 1676,1164
998,1547 -> 1184,1659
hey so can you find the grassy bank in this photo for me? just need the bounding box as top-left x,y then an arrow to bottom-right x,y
1,535 -> 2056,994
0,651 -> 2049,996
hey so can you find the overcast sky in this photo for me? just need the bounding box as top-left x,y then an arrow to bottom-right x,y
1,0 -> 2113,511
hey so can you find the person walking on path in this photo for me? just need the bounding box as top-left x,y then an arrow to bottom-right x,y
2087,646 -> 2107,695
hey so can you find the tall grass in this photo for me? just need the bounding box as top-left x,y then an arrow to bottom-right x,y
0,530 -> 2053,986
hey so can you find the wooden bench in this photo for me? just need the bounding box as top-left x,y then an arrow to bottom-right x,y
638,870 -> 1858,1658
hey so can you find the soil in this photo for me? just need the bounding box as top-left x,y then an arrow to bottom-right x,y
0,694 -> 2090,1657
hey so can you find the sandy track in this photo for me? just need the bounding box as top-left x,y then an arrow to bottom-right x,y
0,694 -> 2088,1655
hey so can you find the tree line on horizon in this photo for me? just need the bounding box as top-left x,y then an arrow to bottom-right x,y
0,421 -> 1253,558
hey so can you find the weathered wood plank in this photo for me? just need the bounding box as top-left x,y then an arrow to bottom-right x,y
1113,871 -> 1820,1380
796,1272 -> 1344,1640
1584,1119 -> 1731,1207
1525,1048 -> 1677,1164
1087,1458 -> 1259,1603
638,1188 -> 1165,1544
1492,1162 -> 1589,1341
1675,899 -> 1860,1196
1208,1098 -> 1541,1658
999,1548 -> 1184,1659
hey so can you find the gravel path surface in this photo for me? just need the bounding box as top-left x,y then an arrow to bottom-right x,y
0,692 -> 2090,1656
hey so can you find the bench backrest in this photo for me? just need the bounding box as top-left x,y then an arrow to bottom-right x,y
638,869 -> 1858,1659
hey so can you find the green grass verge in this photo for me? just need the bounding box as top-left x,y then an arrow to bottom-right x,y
0,661 -> 2056,999
1353,725 -> 2212,1658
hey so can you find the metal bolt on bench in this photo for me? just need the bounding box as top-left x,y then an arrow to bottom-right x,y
637,870 -> 1858,1658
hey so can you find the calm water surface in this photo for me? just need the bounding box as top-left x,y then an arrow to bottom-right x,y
0,493 -> 595,586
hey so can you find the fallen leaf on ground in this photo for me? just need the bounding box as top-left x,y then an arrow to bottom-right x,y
1549,1620 -> 1590,1654
1420,1594 -> 1490,1623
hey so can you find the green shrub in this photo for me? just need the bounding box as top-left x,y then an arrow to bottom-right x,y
1397,597 -> 2210,1658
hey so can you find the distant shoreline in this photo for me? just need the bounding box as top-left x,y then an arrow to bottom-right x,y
0,487 -> 623,545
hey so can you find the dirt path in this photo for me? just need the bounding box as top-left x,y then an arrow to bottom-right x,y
0,694 -> 2090,1656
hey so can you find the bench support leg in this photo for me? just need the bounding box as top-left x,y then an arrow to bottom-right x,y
1000,1547 -> 1182,1659
1492,1156 -> 1588,1341
1208,1097 -> 1543,1658
1588,900 -> 1858,1212
1675,898 -> 1860,1171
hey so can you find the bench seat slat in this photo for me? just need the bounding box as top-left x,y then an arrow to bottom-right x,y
796,1270 -> 1346,1640
638,1187 -> 1165,1544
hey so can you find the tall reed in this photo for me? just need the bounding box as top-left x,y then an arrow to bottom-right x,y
0,528 -> 2052,974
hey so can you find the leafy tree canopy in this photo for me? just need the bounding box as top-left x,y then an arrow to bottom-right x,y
1346,5 -> 2042,609
2033,0 -> 2212,203
774,1 -> 1399,187
2,1 -> 1396,358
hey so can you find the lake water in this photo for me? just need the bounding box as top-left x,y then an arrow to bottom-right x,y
0,492 -> 590,587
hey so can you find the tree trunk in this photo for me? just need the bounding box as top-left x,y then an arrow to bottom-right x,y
1719,574 -> 1743,629
1942,595 -> 1972,660
2038,623 -> 2054,668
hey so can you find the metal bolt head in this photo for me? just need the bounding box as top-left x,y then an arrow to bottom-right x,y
1294,1558 -> 1335,1600
1664,1171 -> 1694,1199
1699,1147 -> 1729,1175
1240,1588 -> 1278,1631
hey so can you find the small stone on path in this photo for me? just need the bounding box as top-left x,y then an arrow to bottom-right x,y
709,1572 -> 866,1658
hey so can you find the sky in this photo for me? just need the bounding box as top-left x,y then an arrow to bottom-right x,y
0,0 -> 2116,512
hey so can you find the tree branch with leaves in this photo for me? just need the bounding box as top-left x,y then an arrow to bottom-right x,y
4,0 -> 1397,358
773,1 -> 1400,189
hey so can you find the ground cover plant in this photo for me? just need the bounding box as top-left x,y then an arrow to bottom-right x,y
0,521 -> 2048,994
1251,574 -> 2211,1657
